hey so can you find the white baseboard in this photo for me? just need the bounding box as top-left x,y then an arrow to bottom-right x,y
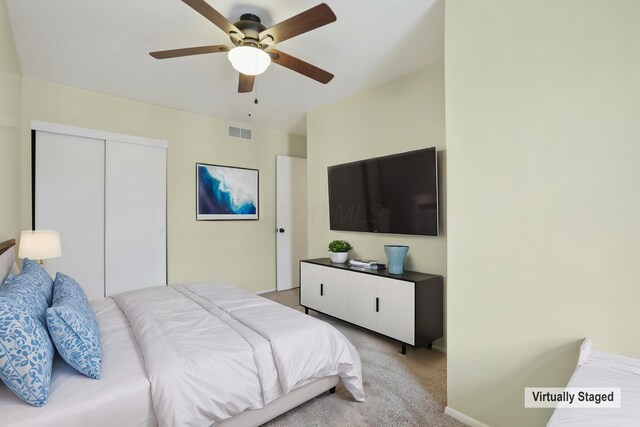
431,337 -> 447,353
255,288 -> 276,295
444,407 -> 490,427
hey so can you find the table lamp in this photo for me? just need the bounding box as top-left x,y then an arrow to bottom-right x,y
18,230 -> 62,264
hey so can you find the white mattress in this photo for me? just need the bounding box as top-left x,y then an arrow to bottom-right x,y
0,298 -> 156,427
547,339 -> 640,426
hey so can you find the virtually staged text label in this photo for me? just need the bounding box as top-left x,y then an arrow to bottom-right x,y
524,387 -> 621,408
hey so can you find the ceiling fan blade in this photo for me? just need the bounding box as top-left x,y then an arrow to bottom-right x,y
268,49 -> 334,84
182,0 -> 243,38
259,3 -> 336,45
149,45 -> 231,59
238,73 -> 255,93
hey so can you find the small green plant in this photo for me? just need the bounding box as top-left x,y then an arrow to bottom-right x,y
328,240 -> 353,253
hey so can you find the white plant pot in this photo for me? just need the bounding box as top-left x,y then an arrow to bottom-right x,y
329,251 -> 349,263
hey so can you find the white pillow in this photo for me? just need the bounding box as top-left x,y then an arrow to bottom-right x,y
578,338 -> 592,366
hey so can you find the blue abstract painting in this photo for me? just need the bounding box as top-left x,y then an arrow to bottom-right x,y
196,163 -> 259,220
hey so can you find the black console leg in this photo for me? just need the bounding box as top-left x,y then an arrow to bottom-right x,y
400,344 -> 406,355
304,307 -> 309,315
329,387 -> 336,394
427,342 -> 433,350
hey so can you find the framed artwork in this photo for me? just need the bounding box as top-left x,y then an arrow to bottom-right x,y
196,163 -> 259,220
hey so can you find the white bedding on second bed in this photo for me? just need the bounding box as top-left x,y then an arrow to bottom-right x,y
547,339 -> 640,426
0,298 -> 155,427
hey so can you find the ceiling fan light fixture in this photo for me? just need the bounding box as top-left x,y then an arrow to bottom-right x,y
228,46 -> 271,76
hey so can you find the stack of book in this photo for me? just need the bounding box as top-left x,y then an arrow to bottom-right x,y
348,259 -> 386,270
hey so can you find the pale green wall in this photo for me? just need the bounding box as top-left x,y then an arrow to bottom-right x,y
307,63 -> 447,335
446,1 -> 640,426
20,77 -> 306,292
307,63 -> 446,271
0,0 -> 22,242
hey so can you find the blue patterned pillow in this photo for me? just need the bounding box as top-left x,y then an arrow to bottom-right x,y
0,283 -> 55,406
6,262 -> 51,325
1,274 -> 16,288
46,273 -> 102,379
20,258 -> 54,305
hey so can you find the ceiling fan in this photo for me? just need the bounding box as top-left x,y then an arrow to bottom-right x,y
150,0 -> 337,93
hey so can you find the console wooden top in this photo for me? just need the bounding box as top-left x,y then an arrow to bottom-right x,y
301,258 -> 441,283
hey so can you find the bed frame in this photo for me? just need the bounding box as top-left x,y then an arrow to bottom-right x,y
0,239 -> 16,283
0,238 -> 15,256
0,238 -> 340,426
220,376 -> 338,426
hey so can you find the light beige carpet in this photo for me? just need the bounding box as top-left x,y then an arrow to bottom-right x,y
261,288 -> 463,427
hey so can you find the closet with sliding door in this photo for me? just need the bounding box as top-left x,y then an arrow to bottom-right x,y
32,121 -> 167,299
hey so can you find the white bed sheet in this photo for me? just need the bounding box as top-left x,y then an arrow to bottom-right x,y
0,298 -> 155,427
547,339 -> 640,426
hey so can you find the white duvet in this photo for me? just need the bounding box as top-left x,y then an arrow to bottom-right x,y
112,282 -> 365,427
547,339 -> 640,427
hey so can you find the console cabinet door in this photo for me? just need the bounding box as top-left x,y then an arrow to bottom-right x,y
377,277 -> 415,345
300,263 -> 324,311
321,267 -> 350,319
347,272 -> 378,331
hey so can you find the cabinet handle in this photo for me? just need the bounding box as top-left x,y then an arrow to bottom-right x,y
376,297 -> 379,312
320,283 -> 323,296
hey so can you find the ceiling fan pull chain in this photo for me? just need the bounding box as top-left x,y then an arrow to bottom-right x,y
248,79 -> 257,117
254,79 -> 259,105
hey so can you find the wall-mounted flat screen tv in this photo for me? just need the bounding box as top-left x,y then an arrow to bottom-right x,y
328,147 -> 438,236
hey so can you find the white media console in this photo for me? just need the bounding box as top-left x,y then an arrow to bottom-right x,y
299,258 -> 443,354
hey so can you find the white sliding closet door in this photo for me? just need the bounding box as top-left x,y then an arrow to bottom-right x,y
33,121 -> 167,299
35,131 -> 105,299
105,141 -> 166,295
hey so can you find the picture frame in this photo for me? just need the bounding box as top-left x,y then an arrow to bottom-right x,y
196,163 -> 259,221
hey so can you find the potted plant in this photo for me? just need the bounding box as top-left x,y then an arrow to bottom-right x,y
328,240 -> 352,263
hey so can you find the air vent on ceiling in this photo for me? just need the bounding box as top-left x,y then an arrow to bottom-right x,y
228,125 -> 252,141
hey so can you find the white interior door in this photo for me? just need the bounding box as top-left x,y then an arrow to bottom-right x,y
35,131 -> 106,299
276,156 -> 307,291
105,140 -> 167,295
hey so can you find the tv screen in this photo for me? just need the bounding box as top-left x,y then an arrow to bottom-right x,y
328,148 -> 438,236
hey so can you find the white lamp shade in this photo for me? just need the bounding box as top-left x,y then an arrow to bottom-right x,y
19,230 -> 62,260
228,46 -> 271,76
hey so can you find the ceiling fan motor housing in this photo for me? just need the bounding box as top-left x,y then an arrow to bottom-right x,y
232,13 -> 271,48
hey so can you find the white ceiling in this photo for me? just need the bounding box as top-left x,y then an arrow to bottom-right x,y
6,0 -> 444,136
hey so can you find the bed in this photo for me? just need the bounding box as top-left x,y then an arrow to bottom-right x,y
547,338 -> 640,426
0,239 -> 365,426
